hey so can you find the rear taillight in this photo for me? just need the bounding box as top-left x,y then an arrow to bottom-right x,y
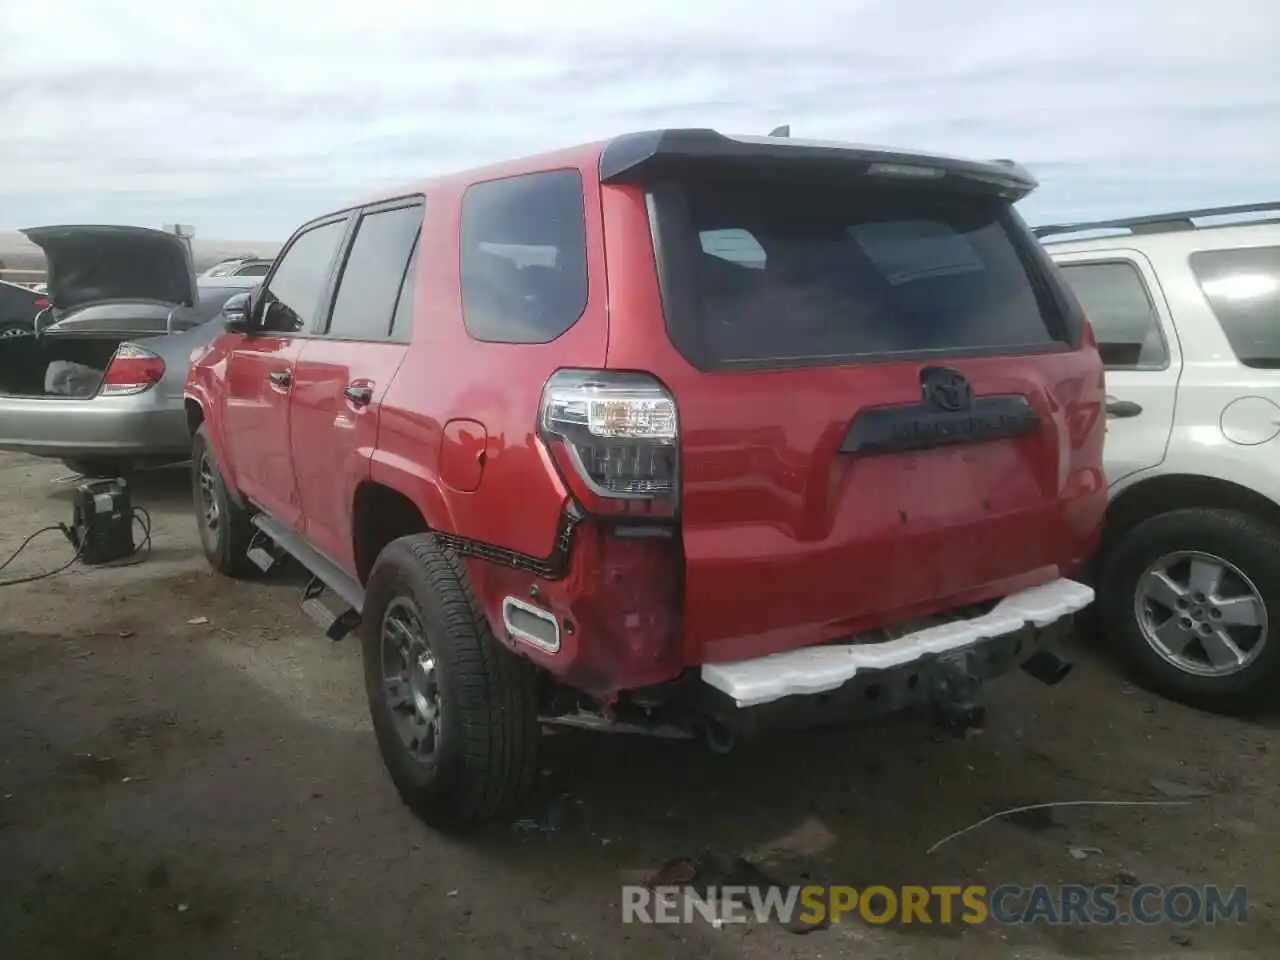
34,297 -> 51,310
538,369 -> 678,515
100,343 -> 165,396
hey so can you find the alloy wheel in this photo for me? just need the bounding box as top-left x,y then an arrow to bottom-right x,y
380,598 -> 442,761
197,455 -> 220,534
1135,550 -> 1268,678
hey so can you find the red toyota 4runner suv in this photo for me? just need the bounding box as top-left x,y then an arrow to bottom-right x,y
185,129 -> 1107,828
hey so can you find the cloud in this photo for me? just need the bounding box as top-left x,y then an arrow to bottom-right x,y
1,0 -> 1276,238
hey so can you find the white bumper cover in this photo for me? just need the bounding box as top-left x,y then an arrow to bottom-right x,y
701,577 -> 1094,708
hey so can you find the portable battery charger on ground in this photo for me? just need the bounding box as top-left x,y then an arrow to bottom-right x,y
65,477 -> 135,564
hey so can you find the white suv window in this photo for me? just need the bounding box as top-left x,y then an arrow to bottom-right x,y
1190,245 -> 1280,369
1057,261 -> 1167,369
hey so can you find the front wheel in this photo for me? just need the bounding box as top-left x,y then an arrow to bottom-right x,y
191,423 -> 256,577
1099,507 -> 1280,714
361,534 -> 540,829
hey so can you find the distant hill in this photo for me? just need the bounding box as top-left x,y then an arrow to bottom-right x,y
0,230 -> 283,277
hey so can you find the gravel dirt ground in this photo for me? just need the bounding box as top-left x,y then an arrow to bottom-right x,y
1,450 -> 1276,959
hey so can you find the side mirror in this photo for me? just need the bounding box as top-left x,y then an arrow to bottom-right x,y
221,292 -> 253,333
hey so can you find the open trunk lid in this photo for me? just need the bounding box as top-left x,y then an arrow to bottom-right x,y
600,132 -> 1105,662
20,224 -> 197,313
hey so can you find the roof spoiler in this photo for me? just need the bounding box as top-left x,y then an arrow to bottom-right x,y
598,129 -> 1037,200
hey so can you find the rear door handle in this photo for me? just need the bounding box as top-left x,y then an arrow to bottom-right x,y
268,370 -> 292,388
344,384 -> 373,406
1105,397 -> 1142,418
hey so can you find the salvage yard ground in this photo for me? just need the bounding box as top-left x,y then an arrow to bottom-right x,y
0,450 -> 1276,959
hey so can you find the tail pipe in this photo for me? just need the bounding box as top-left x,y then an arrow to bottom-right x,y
700,718 -> 737,754
1020,649 -> 1073,686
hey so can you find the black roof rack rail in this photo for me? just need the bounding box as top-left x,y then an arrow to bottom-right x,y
1033,201 -> 1280,240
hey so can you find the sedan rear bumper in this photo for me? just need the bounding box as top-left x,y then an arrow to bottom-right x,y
0,391 -> 189,459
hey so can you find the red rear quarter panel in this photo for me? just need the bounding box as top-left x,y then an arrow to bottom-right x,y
372,158 -> 610,558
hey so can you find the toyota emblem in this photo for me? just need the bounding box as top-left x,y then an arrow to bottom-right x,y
920,366 -> 972,412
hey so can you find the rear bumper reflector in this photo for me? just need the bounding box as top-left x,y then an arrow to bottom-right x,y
503,595 -> 562,654
700,577 -> 1094,708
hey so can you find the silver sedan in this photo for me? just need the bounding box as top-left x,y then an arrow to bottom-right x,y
0,225 -> 258,476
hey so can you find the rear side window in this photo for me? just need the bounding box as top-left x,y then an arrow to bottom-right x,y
261,219 -> 347,333
654,179 -> 1065,369
1190,245 -> 1280,368
1057,261 -> 1167,368
460,170 -> 588,343
326,203 -> 422,340
390,235 -> 419,341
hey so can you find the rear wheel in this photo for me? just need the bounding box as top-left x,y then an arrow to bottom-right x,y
1099,508 -> 1280,713
191,424 -> 256,577
361,534 -> 540,829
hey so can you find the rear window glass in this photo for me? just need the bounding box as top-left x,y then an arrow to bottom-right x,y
668,180 -> 1061,368
1189,245 -> 1280,368
460,170 -> 588,344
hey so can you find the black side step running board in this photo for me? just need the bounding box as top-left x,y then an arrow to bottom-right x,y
246,529 -> 282,573
301,576 -> 362,641
251,514 -> 366,641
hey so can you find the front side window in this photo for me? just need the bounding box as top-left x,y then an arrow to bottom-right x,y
1190,245 -> 1280,368
1057,261 -> 1167,368
259,219 -> 347,333
326,204 -> 422,341
459,170 -> 588,344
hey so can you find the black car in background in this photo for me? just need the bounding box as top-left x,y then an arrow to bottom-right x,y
0,279 -> 50,337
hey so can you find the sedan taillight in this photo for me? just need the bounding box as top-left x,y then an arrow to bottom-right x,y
100,343 -> 165,396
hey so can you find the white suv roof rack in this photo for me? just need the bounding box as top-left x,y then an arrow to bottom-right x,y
1034,201 -> 1280,242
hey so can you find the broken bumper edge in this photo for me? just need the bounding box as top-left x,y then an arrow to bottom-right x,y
696,577 -> 1093,728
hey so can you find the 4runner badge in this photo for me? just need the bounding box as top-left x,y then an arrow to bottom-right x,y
920,366 -> 972,412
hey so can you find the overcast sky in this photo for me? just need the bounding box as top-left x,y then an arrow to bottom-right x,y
2,0 -> 1276,240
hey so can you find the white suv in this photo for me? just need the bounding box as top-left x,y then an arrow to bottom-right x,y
1039,202 -> 1280,712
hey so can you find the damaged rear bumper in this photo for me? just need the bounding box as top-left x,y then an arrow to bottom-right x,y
696,577 -> 1093,732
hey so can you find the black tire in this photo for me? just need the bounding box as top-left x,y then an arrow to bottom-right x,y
1099,507 -> 1280,714
361,534 -> 540,829
62,458 -> 134,478
191,423 -> 256,577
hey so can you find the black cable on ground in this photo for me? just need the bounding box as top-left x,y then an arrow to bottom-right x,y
0,525 -> 64,573
104,507 -> 154,570
0,506 -> 153,588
